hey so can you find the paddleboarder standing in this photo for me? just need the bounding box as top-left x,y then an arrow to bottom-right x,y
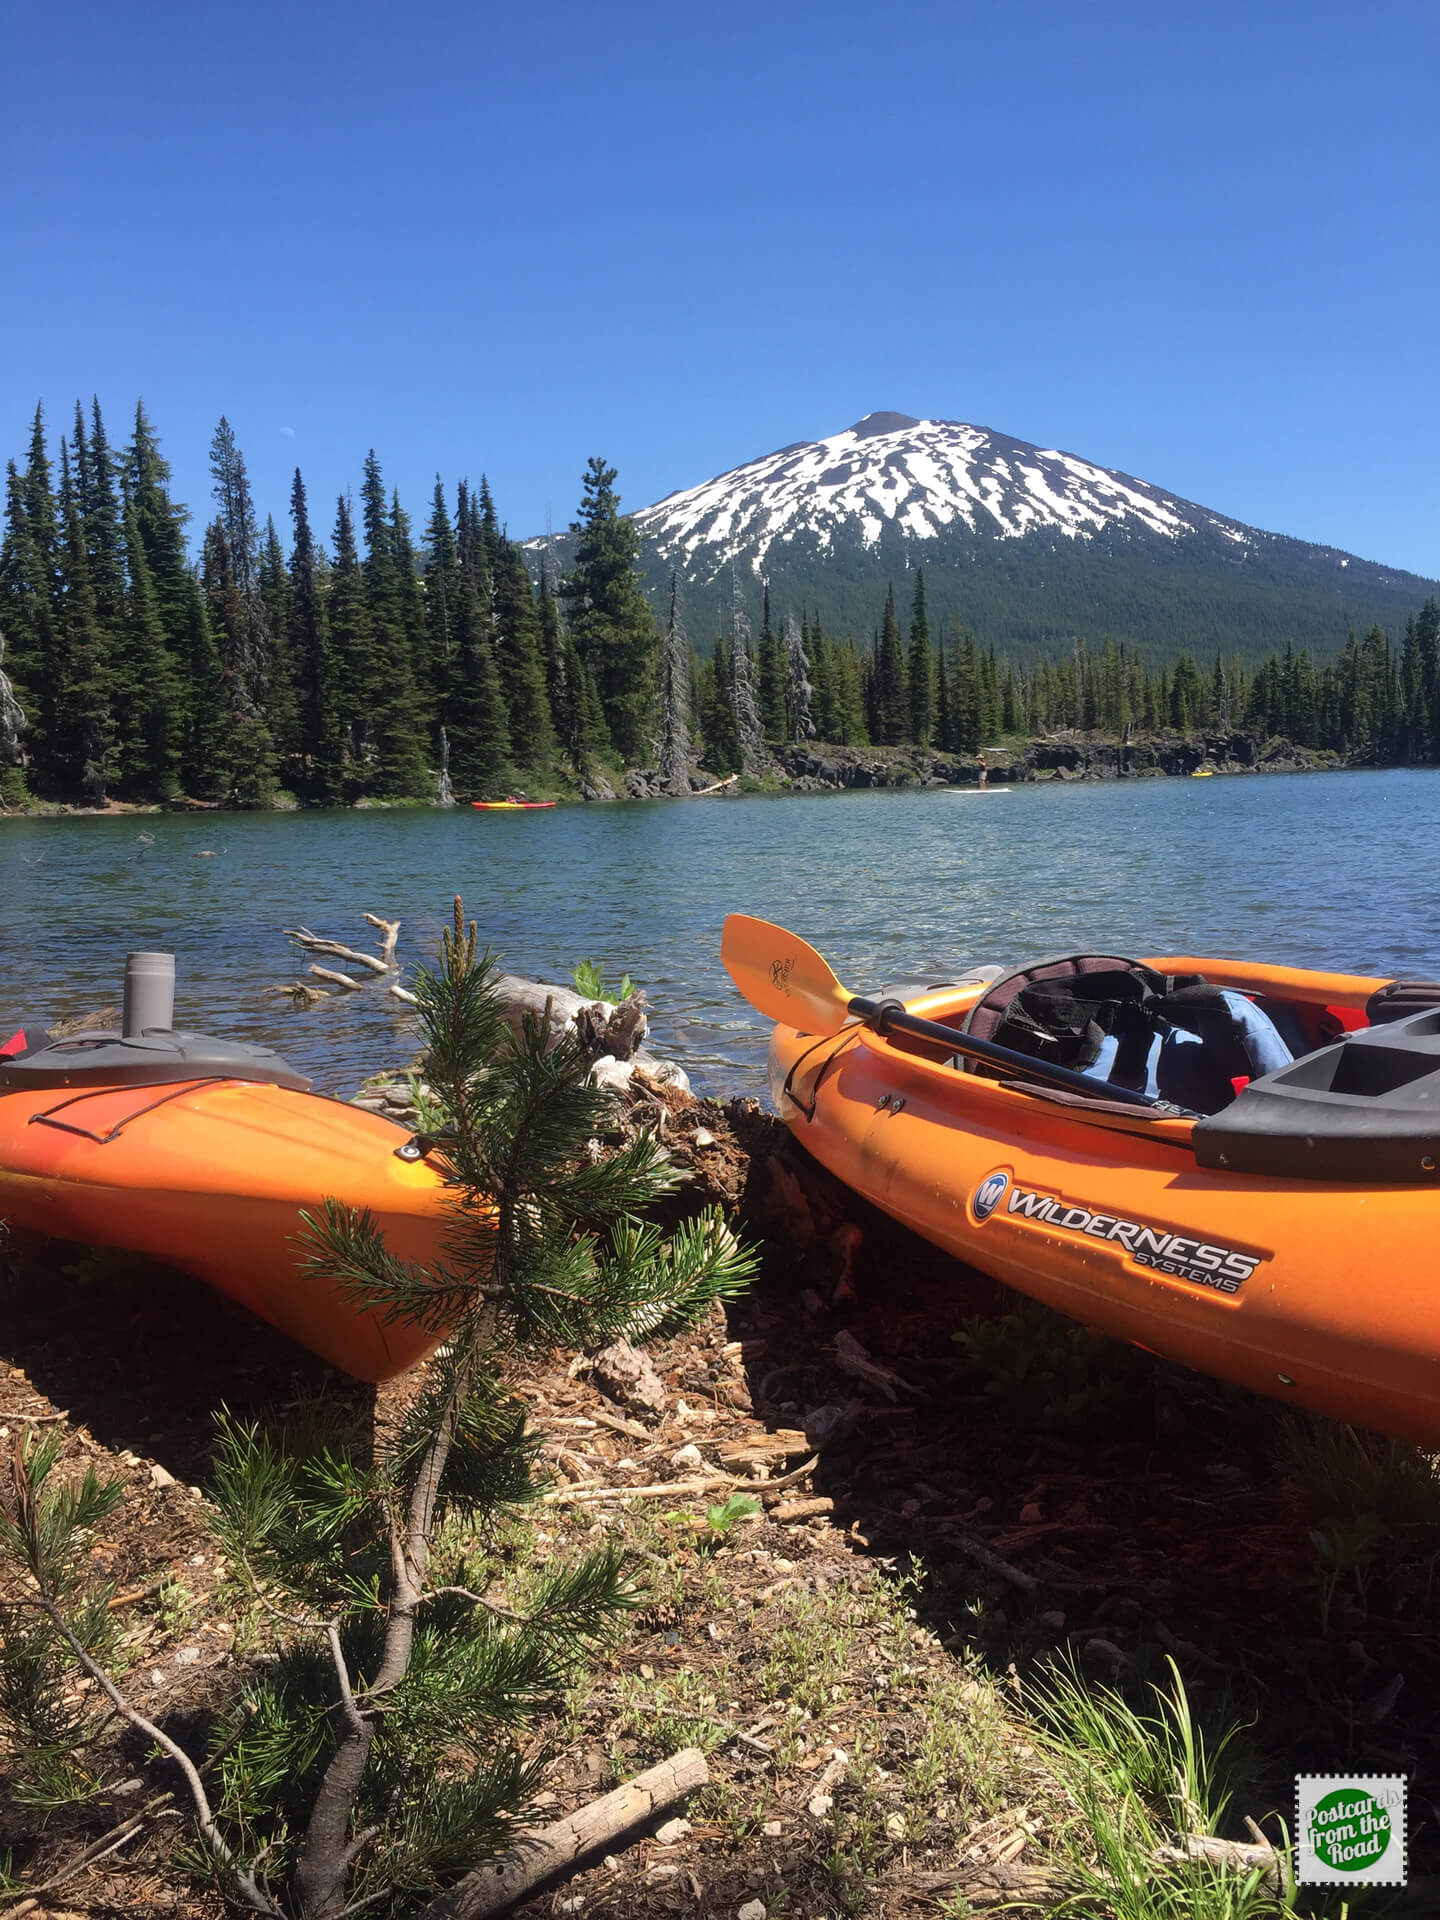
977,753 -> 988,788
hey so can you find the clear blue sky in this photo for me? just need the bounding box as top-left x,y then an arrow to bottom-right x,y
5,0 -> 1437,580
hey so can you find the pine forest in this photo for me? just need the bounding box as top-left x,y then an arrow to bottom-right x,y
4,401 -> 1440,812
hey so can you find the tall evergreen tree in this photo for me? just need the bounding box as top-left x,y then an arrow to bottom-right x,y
82,400 -> 126,632
874,586 -> 909,744
259,515 -> 300,768
658,569 -> 692,792
288,469 -> 334,797
115,500 -> 184,796
907,571 -> 933,747
561,457 -> 656,761
358,453 -> 429,796
56,490 -> 115,804
492,538 -> 554,771
0,621 -> 25,797
728,572 -> 765,773
424,477 -> 459,741
756,581 -> 783,737
447,569 -> 511,795
784,611 -> 814,742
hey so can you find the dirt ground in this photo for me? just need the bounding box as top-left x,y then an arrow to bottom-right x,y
1,1088 -> 1436,1917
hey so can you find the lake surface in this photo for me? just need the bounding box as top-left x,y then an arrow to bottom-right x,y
3,770 -> 1437,1099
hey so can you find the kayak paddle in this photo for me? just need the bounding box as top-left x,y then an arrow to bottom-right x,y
720,913 -> 1172,1112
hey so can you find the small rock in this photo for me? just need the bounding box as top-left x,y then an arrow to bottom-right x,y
885,1812 -> 907,1839
762,1819 -> 783,1837
1040,1609 -> 1067,1630
558,1900 -> 584,1914
148,1463 -> 177,1490
648,1863 -> 680,1879
1081,1636 -> 1128,1677
591,1337 -> 667,1421
671,1443 -> 705,1470
174,1647 -> 200,1667
1019,1502 -> 1044,1524
693,1127 -> 715,1148
739,1901 -> 768,1920
654,1817 -> 691,1845
148,1669 -> 166,1688
602,1855 -> 620,1871
807,1791 -> 834,1818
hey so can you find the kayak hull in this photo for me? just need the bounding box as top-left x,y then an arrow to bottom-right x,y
470,800 -> 556,810
0,1078 -> 457,1380
768,960 -> 1440,1445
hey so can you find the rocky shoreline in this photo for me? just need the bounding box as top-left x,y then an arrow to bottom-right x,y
0,728 -> 1364,816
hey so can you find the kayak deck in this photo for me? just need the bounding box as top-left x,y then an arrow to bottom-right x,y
0,1076 -> 457,1380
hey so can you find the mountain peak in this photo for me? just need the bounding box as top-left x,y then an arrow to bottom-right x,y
846,411 -> 921,439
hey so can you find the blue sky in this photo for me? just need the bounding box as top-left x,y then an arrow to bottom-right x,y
5,0 -> 1438,579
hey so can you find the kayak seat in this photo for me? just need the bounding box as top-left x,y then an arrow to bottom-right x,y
961,955 -> 1294,1115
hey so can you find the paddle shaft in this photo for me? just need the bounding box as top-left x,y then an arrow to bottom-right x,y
847,995 -> 1165,1110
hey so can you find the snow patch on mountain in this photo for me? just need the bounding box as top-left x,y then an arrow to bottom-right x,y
631,413 -> 1251,580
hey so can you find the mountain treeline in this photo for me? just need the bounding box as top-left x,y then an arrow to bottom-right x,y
693,573 -> 1440,770
4,402 -> 1439,810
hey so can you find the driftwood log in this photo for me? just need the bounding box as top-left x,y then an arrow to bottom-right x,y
419,1748 -> 709,1919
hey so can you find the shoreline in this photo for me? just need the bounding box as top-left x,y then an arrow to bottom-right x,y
0,726 -> 1397,820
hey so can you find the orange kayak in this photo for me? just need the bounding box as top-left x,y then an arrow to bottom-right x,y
0,1029 -> 456,1381
764,954 -> 1440,1445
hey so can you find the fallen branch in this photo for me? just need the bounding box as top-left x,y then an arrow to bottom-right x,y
308,964 -> 365,992
416,1748 -> 709,1919
834,1329 -> 925,1402
285,924 -> 394,974
684,773 -> 740,797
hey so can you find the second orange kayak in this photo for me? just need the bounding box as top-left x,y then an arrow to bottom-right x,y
0,1029 -> 459,1380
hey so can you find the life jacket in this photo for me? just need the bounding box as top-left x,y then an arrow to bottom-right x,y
961,956 -> 1293,1115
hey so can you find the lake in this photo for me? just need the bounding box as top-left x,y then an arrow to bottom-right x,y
3,769 -> 1437,1099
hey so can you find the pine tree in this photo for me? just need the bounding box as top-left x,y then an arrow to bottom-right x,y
56,489 -> 114,804
561,457 -> 656,762
951,628 -> 983,751
756,582 -> 783,737
784,611 -> 814,742
728,572 -> 765,773
82,400 -> 126,632
124,405 -> 190,624
259,516 -> 300,769
288,470 -> 334,797
907,571 -> 933,747
109,500 -> 182,797
0,454 -> 63,791
874,586 -> 908,744
0,620 -> 25,800
447,568 -> 511,796
702,632 -> 738,771
658,569 -> 692,792
358,454 -> 429,796
177,573 -> 232,801
492,538 -> 554,772
328,494 -> 379,796
424,477 -> 459,741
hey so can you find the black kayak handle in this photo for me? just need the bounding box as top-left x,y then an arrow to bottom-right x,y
854,995 -> 1186,1114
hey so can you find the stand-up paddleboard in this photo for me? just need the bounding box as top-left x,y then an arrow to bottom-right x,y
946,786 -> 1011,794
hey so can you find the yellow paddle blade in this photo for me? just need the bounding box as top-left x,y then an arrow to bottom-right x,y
721,915 -> 856,1033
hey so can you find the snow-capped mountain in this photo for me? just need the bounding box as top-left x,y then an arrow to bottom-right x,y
530,413 -> 1435,660
634,411 -> 1248,574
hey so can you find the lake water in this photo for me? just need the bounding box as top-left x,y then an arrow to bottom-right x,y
3,770 -> 1437,1099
